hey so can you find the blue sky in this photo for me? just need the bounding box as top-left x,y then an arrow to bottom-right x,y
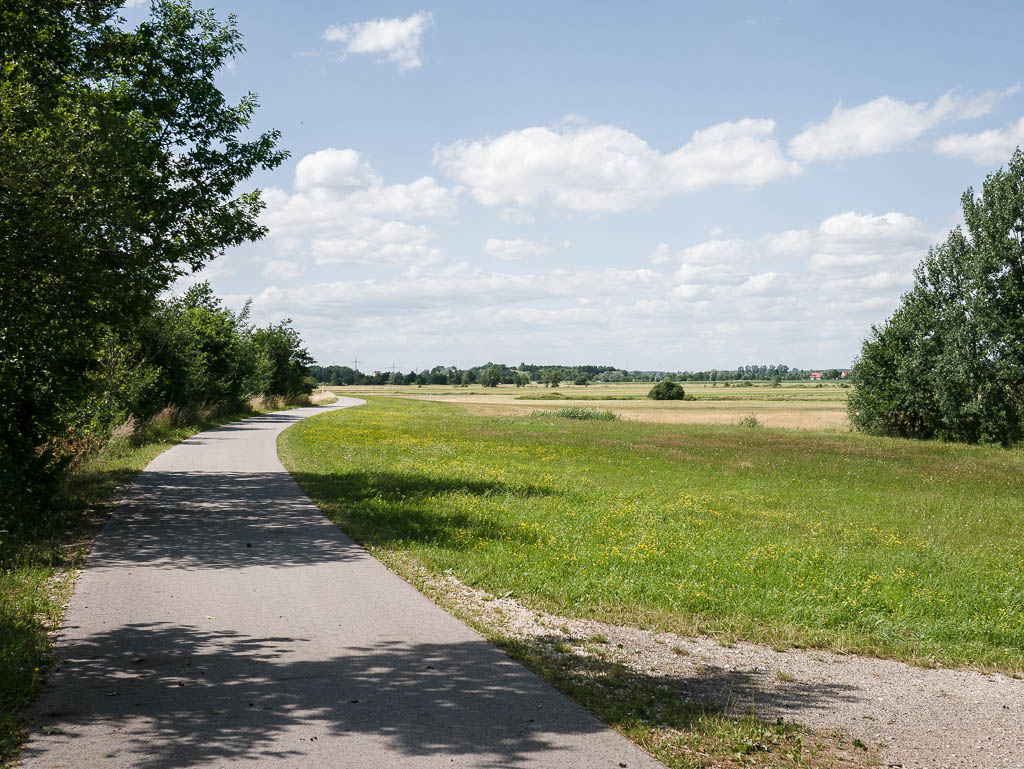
132,1 -> 1024,372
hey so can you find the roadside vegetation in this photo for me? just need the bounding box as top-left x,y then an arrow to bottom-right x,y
281,398 -> 1024,675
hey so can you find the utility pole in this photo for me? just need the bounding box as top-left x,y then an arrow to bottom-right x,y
351,356 -> 360,372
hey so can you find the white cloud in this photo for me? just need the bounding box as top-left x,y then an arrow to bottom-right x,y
933,116 -> 1024,165
789,89 -> 1016,163
259,147 -> 456,269
313,221 -> 442,266
482,238 -> 551,260
240,209 -> 937,371
654,211 -> 933,306
323,11 -> 432,70
261,260 -> 304,280
435,118 -> 800,213
809,212 -> 930,272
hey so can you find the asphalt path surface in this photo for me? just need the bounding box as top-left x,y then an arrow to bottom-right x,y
21,398 -> 664,769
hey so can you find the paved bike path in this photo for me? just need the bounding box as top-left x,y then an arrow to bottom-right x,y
21,398 -> 664,769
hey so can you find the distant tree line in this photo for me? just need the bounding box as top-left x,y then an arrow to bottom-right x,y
312,362 -> 848,386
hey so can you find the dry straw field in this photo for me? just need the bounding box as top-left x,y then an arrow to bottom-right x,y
330,380 -> 852,430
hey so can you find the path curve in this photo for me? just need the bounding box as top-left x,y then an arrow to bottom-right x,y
22,399 -> 664,769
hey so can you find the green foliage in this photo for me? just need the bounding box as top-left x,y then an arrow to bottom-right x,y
0,0 -> 285,524
648,379 -> 686,400
246,320 -> 315,397
542,368 -> 564,388
543,407 -> 620,421
850,149 -> 1024,445
573,376 -> 589,386
738,415 -> 762,428
512,372 -> 530,387
479,365 -> 502,388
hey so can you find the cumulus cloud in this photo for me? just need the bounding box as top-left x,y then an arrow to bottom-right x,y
312,221 -> 442,266
482,238 -> 551,260
933,116 -> 1024,165
653,211 -> 933,307
435,119 -> 800,212
258,147 -> 456,268
789,89 -> 1016,162
323,11 -> 432,70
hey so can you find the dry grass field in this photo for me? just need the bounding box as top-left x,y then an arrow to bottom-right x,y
328,381 -> 851,430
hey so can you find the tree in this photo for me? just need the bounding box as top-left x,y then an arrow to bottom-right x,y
849,149 -> 1024,444
648,379 -> 686,400
542,368 -> 563,388
247,320 -> 315,397
0,1 -> 286,521
574,375 -> 589,386
512,372 -> 529,387
480,366 -> 501,388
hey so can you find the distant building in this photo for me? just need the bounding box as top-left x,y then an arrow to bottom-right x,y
809,372 -> 823,380
841,370 -> 851,378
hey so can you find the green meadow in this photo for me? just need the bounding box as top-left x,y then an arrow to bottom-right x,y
281,398 -> 1024,673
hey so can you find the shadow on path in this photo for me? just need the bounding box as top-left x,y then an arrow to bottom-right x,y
27,624 -> 610,769
91,468 -> 550,570
26,623 -> 864,769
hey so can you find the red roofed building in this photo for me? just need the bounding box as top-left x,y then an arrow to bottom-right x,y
809,372 -> 823,380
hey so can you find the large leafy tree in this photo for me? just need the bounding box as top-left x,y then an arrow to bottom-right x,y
849,149 -> 1024,444
0,0 -> 286,519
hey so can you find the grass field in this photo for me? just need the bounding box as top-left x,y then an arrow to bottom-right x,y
280,398 -> 1024,673
332,381 -> 852,430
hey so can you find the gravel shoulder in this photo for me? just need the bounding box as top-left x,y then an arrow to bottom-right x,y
403,560 -> 1024,769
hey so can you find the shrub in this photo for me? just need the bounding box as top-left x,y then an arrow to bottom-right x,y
544,407 -> 620,421
739,415 -> 762,428
648,379 -> 686,400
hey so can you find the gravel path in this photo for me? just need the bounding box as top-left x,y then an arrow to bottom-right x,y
20,400 -> 665,769
416,568 -> 1024,769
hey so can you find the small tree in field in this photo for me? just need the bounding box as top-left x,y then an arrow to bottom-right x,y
849,149 -> 1024,444
648,379 -> 686,400
574,375 -> 589,386
542,368 -> 563,388
480,366 -> 501,388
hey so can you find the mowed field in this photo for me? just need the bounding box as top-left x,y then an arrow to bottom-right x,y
329,381 -> 852,430
280,397 -> 1024,673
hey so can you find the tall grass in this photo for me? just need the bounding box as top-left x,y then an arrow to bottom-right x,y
542,406 -> 620,421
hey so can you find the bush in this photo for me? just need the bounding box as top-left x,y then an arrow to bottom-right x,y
543,407 -> 620,421
648,379 -> 686,400
739,415 -> 762,428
